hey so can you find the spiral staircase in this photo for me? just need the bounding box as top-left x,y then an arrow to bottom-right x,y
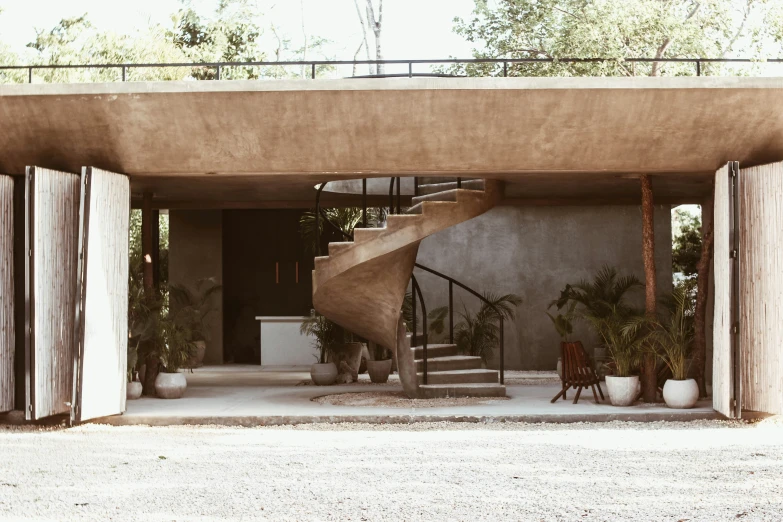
312,177 -> 506,399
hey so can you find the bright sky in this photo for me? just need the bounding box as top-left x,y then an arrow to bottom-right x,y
0,0 -> 478,62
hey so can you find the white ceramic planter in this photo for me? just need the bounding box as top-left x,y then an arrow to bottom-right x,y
310,362 -> 338,386
154,372 -> 187,399
605,375 -> 639,406
663,378 -> 700,409
366,359 -> 393,383
126,381 -> 143,400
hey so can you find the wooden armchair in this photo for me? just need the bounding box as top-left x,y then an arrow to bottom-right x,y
550,341 -> 605,404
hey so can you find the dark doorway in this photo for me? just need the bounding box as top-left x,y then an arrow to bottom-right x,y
222,209 -> 315,364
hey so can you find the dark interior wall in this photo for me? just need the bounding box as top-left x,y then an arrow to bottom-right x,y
222,209 -> 315,364
13,176 -> 25,410
168,210 -> 223,364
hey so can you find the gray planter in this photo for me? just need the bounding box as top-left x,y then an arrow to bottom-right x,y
663,378 -> 699,409
126,381 -> 142,400
366,359 -> 393,383
310,362 -> 338,386
154,372 -> 187,399
605,375 -> 639,406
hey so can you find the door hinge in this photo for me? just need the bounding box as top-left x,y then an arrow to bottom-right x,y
730,249 -> 738,259
731,323 -> 739,335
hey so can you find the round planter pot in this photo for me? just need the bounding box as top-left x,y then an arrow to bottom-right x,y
366,359 -> 393,383
154,372 -> 187,399
310,362 -> 338,386
605,375 -> 639,406
126,381 -> 143,400
663,378 -> 699,409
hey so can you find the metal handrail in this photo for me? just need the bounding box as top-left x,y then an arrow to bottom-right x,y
410,274 -> 428,384
2,56 -> 780,83
414,262 -> 505,385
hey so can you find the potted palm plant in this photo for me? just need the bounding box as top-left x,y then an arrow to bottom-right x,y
126,344 -> 142,400
169,277 -> 222,367
545,301 -> 576,379
153,315 -> 197,399
453,293 -> 522,365
583,303 -> 646,406
627,287 -> 698,409
300,313 -> 340,385
366,343 -> 393,383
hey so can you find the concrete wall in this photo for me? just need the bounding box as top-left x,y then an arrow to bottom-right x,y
415,204 -> 673,371
169,210 -> 223,364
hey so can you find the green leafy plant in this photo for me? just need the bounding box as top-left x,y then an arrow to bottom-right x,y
581,304 -> 646,377
453,293 -> 522,364
300,313 -> 342,364
299,206 -> 386,255
169,277 -> 222,342
545,301 -> 576,341
625,287 -> 695,381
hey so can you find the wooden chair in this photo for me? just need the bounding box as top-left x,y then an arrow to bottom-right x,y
550,341 -> 605,404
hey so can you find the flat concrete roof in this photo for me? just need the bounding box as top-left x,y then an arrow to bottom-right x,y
2,76 -> 781,206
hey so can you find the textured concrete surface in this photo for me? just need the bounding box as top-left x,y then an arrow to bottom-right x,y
416,204 -> 673,371
3,77 -> 783,206
60,366 -> 721,426
168,210 -> 223,364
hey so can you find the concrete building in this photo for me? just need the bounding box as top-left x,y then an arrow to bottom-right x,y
0,75 -> 781,418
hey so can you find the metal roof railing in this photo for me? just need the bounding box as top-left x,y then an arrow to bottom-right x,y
1,57 -> 781,83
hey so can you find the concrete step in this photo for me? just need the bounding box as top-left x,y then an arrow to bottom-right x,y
418,177 -> 481,186
353,227 -> 384,243
413,343 -> 457,358
406,200 -> 458,215
411,189 -> 466,206
418,383 -> 506,399
385,214 -> 422,230
415,355 -> 482,372
417,179 -> 485,196
327,241 -> 353,256
418,369 -> 499,385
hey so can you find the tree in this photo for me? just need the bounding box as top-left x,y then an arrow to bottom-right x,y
640,174 -> 657,403
352,0 -> 383,75
451,0 -> 783,77
672,207 -> 703,280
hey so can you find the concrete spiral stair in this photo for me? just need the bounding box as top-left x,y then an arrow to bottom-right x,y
312,177 -> 505,399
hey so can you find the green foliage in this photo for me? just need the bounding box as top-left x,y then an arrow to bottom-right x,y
672,208 -> 702,277
169,277 -> 222,342
299,314 -> 342,364
453,293 -> 522,364
625,286 -> 695,380
299,206 -> 386,255
545,301 -> 576,341
451,0 -> 783,77
552,266 -> 644,376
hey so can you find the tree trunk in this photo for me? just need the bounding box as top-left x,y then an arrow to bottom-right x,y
693,189 -> 715,397
640,175 -> 658,403
141,193 -> 159,396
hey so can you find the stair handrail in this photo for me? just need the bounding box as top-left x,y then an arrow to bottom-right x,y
410,274 -> 428,384
413,262 -> 505,385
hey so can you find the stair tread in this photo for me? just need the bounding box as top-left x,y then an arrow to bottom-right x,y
407,200 -> 458,215
419,383 -> 505,389
418,369 -> 497,375
412,188 -> 484,206
412,343 -> 457,350
414,355 -> 480,363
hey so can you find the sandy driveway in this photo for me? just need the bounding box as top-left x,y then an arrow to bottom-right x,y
0,419 -> 781,521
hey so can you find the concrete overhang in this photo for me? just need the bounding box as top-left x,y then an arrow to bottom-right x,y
2,76 -> 782,207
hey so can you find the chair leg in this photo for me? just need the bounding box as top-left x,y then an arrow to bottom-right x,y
550,384 -> 568,404
590,384 -> 601,403
572,385 -> 583,404
596,382 -> 605,400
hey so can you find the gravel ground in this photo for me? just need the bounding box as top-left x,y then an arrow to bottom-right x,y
0,419 -> 782,521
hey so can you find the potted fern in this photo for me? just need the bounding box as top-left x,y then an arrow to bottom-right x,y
300,312 -> 340,385
545,301 -> 576,379
169,277 -> 222,367
153,315 -> 197,399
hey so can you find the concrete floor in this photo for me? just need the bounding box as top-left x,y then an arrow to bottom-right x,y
96,365 -> 719,426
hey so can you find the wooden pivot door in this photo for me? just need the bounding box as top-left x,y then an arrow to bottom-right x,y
25,167 -> 80,420
72,168 -> 130,423
0,175 -> 13,413
736,161 -> 783,416
712,162 -> 741,419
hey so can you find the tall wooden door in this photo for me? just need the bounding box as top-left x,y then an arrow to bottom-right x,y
25,167 -> 81,420
737,161 -> 783,415
713,162 -> 741,419
72,168 -> 130,423
0,175 -> 14,413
